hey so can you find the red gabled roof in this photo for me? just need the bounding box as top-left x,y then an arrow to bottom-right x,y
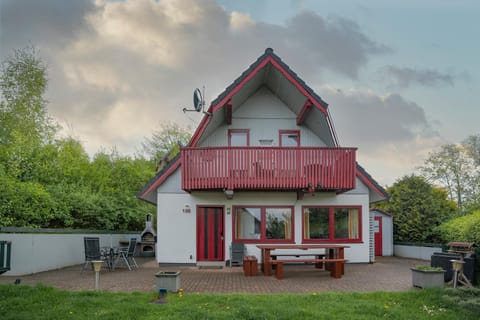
356,163 -> 389,201
136,154 -> 181,204
370,207 -> 394,217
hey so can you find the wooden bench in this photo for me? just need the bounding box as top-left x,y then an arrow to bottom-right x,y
270,253 -> 325,258
269,258 -> 347,279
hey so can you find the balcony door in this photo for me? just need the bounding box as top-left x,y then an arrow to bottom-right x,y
196,206 -> 225,261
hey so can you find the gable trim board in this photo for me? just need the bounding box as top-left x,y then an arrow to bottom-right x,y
137,154 -> 181,205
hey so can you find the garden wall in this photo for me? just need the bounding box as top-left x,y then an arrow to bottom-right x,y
394,243 -> 443,260
0,227 -> 140,276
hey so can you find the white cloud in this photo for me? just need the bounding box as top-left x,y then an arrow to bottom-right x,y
380,65 -> 456,89
230,12 -> 255,31
8,0 -> 386,157
323,87 -> 444,184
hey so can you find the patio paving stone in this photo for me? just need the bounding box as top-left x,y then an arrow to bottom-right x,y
0,256 -> 426,294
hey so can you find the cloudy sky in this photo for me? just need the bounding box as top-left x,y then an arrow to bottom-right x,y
1,0 -> 479,186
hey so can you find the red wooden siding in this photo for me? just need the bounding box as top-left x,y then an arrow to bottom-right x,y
182,147 -> 356,192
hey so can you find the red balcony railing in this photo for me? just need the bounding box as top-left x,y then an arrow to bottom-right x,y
181,147 -> 356,192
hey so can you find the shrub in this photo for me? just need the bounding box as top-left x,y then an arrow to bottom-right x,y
414,265 -> 444,271
436,210 -> 480,246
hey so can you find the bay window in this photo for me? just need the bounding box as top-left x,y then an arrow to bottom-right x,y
234,206 -> 293,242
303,206 -> 361,242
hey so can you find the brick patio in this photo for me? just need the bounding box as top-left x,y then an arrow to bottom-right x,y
0,256 -> 425,294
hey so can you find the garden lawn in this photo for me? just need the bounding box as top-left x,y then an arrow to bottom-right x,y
1,284 -> 479,320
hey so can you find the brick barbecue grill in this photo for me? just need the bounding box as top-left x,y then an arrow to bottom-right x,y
139,214 -> 156,257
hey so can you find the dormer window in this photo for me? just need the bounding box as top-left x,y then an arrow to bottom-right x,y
279,130 -> 300,147
228,129 -> 250,146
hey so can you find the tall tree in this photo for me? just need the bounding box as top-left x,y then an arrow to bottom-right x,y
420,140 -> 479,212
0,47 -> 56,146
141,121 -> 192,169
0,47 -> 57,181
377,175 -> 457,243
464,134 -> 480,166
0,47 -> 155,230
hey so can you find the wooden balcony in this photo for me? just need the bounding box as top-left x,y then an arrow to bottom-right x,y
181,147 -> 357,192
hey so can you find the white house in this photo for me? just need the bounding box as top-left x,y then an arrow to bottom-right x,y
138,48 -> 388,266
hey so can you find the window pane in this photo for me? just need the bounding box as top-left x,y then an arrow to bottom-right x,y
235,208 -> 261,239
280,132 -> 299,146
334,208 -> 359,239
265,208 -> 292,240
230,131 -> 248,146
304,208 -> 329,239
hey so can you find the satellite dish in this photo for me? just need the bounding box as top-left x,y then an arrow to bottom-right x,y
183,86 -> 211,116
193,88 -> 203,112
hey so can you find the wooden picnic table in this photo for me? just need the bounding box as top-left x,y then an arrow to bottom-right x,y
256,244 -> 350,279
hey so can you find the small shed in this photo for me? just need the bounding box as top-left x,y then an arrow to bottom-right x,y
370,208 -> 394,258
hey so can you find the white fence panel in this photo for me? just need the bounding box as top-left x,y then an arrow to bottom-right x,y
0,232 -> 139,276
394,244 -> 443,261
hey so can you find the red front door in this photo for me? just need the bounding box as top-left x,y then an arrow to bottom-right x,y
196,207 -> 224,261
374,216 -> 383,256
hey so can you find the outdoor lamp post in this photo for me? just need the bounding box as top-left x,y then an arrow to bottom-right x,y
92,260 -> 103,291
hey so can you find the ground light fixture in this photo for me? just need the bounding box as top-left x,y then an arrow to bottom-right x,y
92,260 -> 103,290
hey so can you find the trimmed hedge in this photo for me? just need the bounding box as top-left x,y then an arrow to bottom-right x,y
436,210 -> 480,246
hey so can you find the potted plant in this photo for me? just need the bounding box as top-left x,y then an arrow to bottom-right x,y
411,265 -> 446,288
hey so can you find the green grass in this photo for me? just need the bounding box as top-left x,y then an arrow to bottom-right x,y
1,284 -> 479,320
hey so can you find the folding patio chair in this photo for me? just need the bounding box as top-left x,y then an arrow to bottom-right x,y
113,238 -> 139,271
81,237 -> 109,272
229,242 -> 246,267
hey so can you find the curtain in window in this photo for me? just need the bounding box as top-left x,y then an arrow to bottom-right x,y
348,208 -> 359,239
304,209 -> 310,239
284,214 -> 291,239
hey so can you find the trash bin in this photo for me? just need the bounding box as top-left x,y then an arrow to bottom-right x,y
243,256 -> 251,276
155,271 -> 181,292
431,252 -> 476,283
243,256 -> 258,276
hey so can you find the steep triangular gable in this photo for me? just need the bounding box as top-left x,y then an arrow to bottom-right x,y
189,48 -> 338,148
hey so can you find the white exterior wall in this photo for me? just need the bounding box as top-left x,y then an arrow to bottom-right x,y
156,169 -> 372,264
369,213 -> 375,263
381,215 -> 394,256
199,88 -> 327,148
